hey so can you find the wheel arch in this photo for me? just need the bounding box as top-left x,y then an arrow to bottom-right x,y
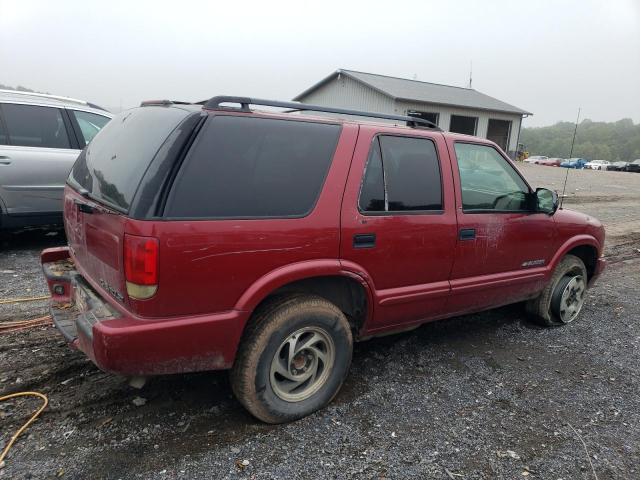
549,235 -> 600,280
234,260 -> 374,337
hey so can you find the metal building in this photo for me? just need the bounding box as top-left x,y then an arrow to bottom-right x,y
293,69 -> 532,155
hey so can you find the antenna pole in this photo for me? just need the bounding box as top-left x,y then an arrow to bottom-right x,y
560,107 -> 581,209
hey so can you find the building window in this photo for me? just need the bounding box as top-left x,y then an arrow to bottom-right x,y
486,119 -> 512,152
449,115 -> 478,136
407,110 -> 439,127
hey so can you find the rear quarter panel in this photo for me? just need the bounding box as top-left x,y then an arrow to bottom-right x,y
127,124 -> 359,318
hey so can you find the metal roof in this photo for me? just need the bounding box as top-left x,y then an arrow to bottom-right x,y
294,69 -> 532,116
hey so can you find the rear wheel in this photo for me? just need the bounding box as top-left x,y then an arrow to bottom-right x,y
526,254 -> 588,327
230,294 -> 353,423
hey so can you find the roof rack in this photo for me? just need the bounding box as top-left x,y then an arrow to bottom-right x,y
202,96 -> 441,129
0,88 -> 85,107
140,99 -> 195,107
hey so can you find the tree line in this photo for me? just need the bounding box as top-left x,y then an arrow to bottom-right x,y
521,119 -> 640,161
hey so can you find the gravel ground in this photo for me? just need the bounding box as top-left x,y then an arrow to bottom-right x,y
1,165 -> 639,479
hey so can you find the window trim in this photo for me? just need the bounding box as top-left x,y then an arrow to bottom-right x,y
162,114 -> 343,221
357,133 -> 445,217
0,106 -> 8,145
453,140 -> 534,214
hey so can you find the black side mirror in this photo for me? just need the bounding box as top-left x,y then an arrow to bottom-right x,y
535,187 -> 558,215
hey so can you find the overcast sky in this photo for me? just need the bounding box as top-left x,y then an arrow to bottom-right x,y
0,0 -> 638,127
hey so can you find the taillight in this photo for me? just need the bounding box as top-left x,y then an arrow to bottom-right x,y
124,234 -> 159,300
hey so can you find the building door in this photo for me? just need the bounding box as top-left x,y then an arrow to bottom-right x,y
486,119 -> 512,151
449,115 -> 478,135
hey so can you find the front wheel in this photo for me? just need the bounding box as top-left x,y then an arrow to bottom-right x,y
526,254 -> 588,326
230,294 -> 353,423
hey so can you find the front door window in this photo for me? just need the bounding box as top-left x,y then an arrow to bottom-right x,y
454,142 -> 529,212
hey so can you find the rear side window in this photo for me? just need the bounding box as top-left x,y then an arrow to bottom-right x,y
1,103 -> 70,149
165,116 -> 341,218
69,107 -> 192,211
359,135 -> 442,213
71,110 -> 111,145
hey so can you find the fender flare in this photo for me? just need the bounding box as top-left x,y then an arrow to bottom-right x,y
235,259 -> 344,312
548,234 -> 600,273
233,259 -> 377,334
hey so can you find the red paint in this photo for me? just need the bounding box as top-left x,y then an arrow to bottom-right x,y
42,109 -> 606,376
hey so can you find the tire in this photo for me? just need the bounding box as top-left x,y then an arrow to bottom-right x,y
526,254 -> 588,327
230,294 -> 353,423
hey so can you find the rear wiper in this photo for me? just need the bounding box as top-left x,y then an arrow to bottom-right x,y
78,187 -> 90,198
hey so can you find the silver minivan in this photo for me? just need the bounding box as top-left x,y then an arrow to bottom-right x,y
0,90 -> 112,229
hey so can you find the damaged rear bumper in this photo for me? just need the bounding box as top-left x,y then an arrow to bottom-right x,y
41,247 -> 246,376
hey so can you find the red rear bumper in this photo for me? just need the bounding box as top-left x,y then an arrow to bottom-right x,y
41,247 -> 246,376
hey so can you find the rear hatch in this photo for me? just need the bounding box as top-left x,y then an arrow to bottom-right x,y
65,106 -> 197,309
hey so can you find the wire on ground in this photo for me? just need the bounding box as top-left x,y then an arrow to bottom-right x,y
0,392 -> 49,466
0,295 -> 50,305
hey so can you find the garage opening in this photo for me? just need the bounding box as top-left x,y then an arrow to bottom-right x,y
407,110 -> 439,127
449,115 -> 477,135
486,119 -> 512,151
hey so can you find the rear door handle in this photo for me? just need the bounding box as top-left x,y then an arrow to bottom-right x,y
74,199 -> 95,214
353,233 -> 376,249
0,156 -> 11,165
459,228 -> 476,240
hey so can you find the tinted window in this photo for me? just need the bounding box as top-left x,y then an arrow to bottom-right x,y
359,135 -> 442,213
166,116 -> 341,218
2,104 -> 70,148
72,110 -> 111,145
454,142 -> 529,211
69,106 -> 192,211
358,139 -> 385,212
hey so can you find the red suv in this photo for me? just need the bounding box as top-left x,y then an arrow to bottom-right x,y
42,96 -> 605,423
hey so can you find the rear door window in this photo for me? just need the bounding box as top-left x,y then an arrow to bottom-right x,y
71,110 -> 111,145
69,106 -> 192,211
165,116 -> 341,218
359,135 -> 443,213
1,103 -> 71,148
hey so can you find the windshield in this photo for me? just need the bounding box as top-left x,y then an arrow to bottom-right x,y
68,106 -> 192,211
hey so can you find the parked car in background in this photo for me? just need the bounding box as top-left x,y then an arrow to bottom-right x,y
42,96 -> 605,423
538,157 -> 563,167
560,158 -> 588,169
524,155 -> 548,164
0,89 -> 111,229
626,159 -> 640,173
607,161 -> 629,171
584,160 -> 610,170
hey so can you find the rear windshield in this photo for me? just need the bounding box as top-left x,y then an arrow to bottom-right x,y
68,106 -> 192,211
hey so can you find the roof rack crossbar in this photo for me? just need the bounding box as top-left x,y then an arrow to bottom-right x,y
203,96 -> 441,129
